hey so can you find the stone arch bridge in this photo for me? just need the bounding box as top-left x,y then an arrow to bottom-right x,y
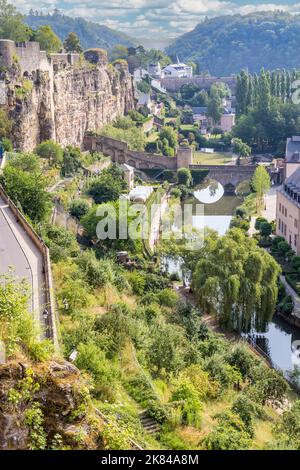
84,134 -> 177,170
84,134 -> 257,192
189,164 -> 257,193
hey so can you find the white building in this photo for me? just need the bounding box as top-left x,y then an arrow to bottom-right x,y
129,186 -> 153,204
121,164 -> 135,191
148,62 -> 164,79
162,57 -> 193,79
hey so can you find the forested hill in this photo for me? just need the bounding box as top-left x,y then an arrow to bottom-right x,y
25,11 -> 135,50
166,12 -> 300,75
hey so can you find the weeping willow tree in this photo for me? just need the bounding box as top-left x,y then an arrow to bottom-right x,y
192,228 -> 281,333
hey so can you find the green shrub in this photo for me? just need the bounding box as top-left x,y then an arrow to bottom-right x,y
124,374 -> 157,406
146,399 -> 169,424
202,411 -> 251,450
69,198 -> 90,219
157,288 -> 178,307
128,271 -> 146,295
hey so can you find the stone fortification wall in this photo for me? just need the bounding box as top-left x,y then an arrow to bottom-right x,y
83,134 -> 192,170
161,76 -> 237,93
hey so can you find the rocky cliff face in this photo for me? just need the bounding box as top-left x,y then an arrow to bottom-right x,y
0,359 -> 106,450
7,59 -> 135,151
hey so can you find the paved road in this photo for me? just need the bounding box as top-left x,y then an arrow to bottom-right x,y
249,186 -> 278,235
0,196 -> 47,335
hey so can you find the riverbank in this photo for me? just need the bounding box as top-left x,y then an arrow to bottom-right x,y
175,284 -> 300,395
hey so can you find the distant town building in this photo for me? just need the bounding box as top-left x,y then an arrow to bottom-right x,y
121,163 -> 135,190
129,186 -> 153,203
191,106 -> 235,133
276,167 -> 300,254
192,107 -> 209,128
220,109 -> 235,133
285,136 -> 300,178
162,57 -> 193,79
276,136 -> 300,254
133,68 -> 149,81
148,62 -> 164,79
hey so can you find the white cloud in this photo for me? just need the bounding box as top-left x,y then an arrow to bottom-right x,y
13,0 -> 300,39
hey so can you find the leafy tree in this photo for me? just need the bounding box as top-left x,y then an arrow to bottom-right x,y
36,25 -> 62,53
171,378 -> 202,427
36,140 -> 63,167
181,109 -> 194,124
5,152 -> 40,172
110,44 -> 128,61
137,79 -> 151,94
0,0 -> 31,41
3,164 -> 51,222
232,138 -> 251,159
148,323 -> 186,374
255,217 -> 268,231
226,345 -> 258,379
207,84 -> 226,124
42,224 -> 79,262
259,221 -> 272,238
63,31 -> 82,53
76,251 -> 120,289
101,122 -> 145,151
159,126 -> 178,150
87,165 -> 126,204
252,166 -> 271,208
177,167 -> 192,187
1,137 -> 12,151
274,400 -> 300,448
202,411 -> 251,450
180,83 -> 199,100
191,90 -> 209,107
69,198 -> 90,220
192,229 -> 281,332
248,365 -> 288,405
0,273 -> 52,359
61,146 -> 82,176
75,341 -> 118,397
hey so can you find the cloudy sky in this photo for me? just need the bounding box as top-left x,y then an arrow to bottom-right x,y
14,0 -> 300,41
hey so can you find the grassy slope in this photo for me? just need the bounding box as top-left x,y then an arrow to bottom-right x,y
193,151 -> 232,165
53,261 -> 279,450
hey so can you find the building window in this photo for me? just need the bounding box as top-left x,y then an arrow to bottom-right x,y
289,234 -> 292,245
278,219 -> 281,231
285,208 -> 287,217
295,234 -> 298,247
284,224 -> 287,236
295,219 -> 298,229
279,203 -> 282,212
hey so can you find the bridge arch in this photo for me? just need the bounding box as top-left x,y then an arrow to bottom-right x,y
190,164 -> 257,194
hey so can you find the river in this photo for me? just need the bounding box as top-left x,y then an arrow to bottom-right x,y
164,180 -> 300,376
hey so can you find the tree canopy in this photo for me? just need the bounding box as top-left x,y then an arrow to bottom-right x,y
166,12 -> 300,75
192,229 -> 281,332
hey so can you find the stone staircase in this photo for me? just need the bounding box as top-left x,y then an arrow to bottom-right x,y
138,410 -> 160,435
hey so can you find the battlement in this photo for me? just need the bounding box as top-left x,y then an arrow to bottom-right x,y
0,39 -> 81,75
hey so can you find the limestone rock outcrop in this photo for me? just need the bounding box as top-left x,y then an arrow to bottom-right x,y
0,40 -> 135,151
0,359 -> 105,450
